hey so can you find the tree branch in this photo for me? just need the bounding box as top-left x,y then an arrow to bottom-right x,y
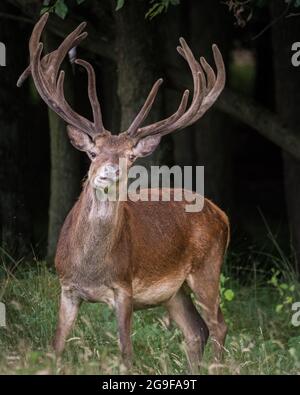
167,66 -> 300,160
217,88 -> 300,161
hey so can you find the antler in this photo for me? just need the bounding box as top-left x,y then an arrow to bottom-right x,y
18,14 -> 224,142
17,13 -> 107,138
126,38 -> 225,140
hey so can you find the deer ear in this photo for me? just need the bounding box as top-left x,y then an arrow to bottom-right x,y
132,135 -> 161,158
67,125 -> 95,152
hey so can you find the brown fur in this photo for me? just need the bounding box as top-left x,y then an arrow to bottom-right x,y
54,182 -> 229,371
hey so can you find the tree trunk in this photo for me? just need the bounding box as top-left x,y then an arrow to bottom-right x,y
271,2 -> 300,273
44,33 -> 81,261
0,4 -> 31,259
114,0 -> 170,169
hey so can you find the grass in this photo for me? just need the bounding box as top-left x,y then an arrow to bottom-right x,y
0,253 -> 300,375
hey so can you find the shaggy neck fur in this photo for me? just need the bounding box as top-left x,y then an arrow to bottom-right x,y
74,181 -> 124,255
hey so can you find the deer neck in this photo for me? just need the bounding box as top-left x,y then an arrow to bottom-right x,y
77,182 -> 124,246
62,182 -> 125,286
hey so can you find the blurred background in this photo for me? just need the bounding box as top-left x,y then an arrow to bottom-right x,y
0,0 -> 299,274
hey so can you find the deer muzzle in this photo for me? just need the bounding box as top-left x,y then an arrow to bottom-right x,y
92,163 -> 120,190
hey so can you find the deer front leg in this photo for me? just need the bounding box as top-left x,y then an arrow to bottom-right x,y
53,287 -> 81,356
114,287 -> 133,369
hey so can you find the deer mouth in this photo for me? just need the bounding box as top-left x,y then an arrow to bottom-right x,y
93,176 -> 119,192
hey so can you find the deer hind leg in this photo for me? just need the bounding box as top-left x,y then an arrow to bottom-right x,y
165,288 -> 209,373
187,247 -> 227,362
53,288 -> 81,356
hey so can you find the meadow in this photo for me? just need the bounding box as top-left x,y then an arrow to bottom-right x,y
0,247 -> 300,375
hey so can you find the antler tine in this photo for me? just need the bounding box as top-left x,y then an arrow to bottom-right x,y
50,22 -> 87,83
55,69 -> 99,133
17,64 -> 33,88
17,18 -> 87,87
131,38 -> 205,139
31,43 -> 53,107
134,89 -> 190,139
206,45 -> 226,102
75,59 -> 106,135
17,13 -> 50,88
184,44 -> 225,127
200,56 -> 216,91
126,78 -> 163,136
177,38 -> 206,100
131,38 -> 225,141
18,13 -> 108,138
31,42 -> 94,136
125,39 -> 204,140
29,12 -> 49,59
126,37 -> 206,140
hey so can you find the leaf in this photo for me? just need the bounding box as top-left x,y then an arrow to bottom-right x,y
145,0 -> 180,19
275,304 -> 283,313
55,0 -> 68,20
280,283 -> 288,290
284,296 -> 293,304
116,0 -> 125,11
76,0 -> 86,4
145,3 -> 161,19
224,289 -> 235,301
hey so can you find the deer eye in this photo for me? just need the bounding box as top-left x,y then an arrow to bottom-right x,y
89,152 -> 97,159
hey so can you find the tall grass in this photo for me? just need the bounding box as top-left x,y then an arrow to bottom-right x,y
0,248 -> 300,374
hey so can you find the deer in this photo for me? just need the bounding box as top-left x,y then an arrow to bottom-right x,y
18,13 -> 229,372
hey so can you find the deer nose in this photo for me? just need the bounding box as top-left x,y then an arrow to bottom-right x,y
102,164 -> 120,179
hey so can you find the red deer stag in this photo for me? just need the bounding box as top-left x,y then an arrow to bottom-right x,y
18,13 -> 229,372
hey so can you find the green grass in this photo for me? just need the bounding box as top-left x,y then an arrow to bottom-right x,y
0,258 -> 300,375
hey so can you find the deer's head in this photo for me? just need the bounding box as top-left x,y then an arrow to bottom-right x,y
18,13 -> 225,194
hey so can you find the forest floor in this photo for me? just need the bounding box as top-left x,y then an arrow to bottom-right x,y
0,252 -> 300,375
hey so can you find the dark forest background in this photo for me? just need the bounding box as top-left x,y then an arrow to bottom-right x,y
0,0 -> 300,276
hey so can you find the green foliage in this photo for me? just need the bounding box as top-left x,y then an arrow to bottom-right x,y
115,0 -> 125,11
41,0 -> 86,19
40,0 -> 181,20
268,269 -> 297,315
54,0 -> 68,19
225,0 -> 300,27
220,273 -> 235,319
114,0 -> 180,18
1,239 -> 299,374
145,0 -> 180,20
1,255 -> 299,374
39,0 -> 300,22
0,263 -> 300,374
